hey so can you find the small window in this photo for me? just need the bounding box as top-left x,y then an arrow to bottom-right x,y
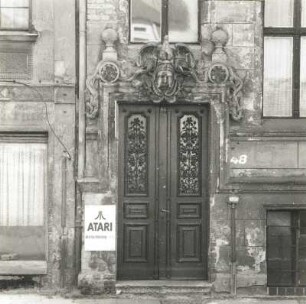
130,0 -> 199,43
0,0 -> 30,30
0,137 -> 47,261
267,210 -> 306,288
264,0 -> 306,117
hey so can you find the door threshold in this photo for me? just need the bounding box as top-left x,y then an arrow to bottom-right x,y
115,280 -> 212,296
116,280 -> 212,287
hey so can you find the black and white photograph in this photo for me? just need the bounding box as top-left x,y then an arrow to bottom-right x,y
0,0 -> 305,303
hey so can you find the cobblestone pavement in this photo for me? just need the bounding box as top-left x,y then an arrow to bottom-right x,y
0,294 -> 306,304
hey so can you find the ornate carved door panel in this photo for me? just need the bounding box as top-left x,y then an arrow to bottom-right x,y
118,104 -> 208,280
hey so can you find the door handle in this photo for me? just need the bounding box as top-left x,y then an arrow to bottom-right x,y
161,208 -> 170,213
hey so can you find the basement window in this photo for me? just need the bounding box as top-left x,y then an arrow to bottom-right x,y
267,210 -> 306,290
130,0 -> 199,43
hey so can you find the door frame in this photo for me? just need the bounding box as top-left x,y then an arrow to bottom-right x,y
117,103 -> 210,280
110,90 -> 230,281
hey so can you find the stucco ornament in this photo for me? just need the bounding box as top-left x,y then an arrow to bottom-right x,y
86,26 -> 120,119
198,27 -> 244,121
130,35 -> 197,103
86,27 -> 245,121
86,60 -> 121,119
207,62 -> 243,121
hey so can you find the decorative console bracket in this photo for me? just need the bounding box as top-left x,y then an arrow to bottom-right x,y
86,27 -> 244,121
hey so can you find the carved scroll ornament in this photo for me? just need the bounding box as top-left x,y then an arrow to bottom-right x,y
86,60 -> 120,119
207,63 -> 243,121
86,30 -> 244,121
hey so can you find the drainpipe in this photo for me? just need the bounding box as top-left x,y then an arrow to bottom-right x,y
75,0 -> 86,283
60,152 -> 70,288
228,195 -> 239,295
78,0 -> 86,179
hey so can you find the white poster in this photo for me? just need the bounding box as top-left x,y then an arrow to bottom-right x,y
84,205 -> 116,251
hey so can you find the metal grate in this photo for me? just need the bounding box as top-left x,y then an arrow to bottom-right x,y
268,286 -> 306,296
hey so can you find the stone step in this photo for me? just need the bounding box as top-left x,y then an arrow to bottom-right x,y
116,280 -> 212,296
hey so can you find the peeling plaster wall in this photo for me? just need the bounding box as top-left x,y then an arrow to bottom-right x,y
210,194 -> 267,294
0,0 -> 76,289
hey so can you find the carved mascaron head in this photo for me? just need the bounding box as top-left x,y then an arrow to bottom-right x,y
155,63 -> 175,93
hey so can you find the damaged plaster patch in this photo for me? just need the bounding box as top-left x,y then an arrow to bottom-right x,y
248,116 -> 254,123
225,138 -> 229,163
210,196 -> 215,207
245,227 -> 263,247
54,60 -> 73,83
237,265 -> 250,272
83,191 -> 114,205
212,238 -> 230,272
55,61 -> 66,78
215,239 -> 229,264
247,247 -> 265,272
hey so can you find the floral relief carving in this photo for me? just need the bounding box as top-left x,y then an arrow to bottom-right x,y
126,114 -> 148,195
178,115 -> 200,196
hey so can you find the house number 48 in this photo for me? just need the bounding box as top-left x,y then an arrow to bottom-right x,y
230,155 -> 247,165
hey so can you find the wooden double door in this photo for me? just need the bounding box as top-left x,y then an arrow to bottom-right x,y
118,104 -> 209,280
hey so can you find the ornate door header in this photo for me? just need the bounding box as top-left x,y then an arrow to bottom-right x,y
86,27 -> 244,121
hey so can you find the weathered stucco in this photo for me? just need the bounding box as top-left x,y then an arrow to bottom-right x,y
1,0 -> 305,297
80,0 -> 306,296
0,0 -> 76,290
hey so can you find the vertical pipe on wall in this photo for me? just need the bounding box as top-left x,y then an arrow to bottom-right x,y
60,154 -> 68,288
75,0 -> 86,284
78,0 -> 86,179
228,195 -> 239,295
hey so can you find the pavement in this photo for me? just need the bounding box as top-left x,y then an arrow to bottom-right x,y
0,294 -> 306,304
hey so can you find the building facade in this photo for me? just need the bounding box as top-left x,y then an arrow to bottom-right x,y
0,0 -> 305,298
0,0 -> 76,288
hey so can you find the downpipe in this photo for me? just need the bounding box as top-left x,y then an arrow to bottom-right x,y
77,0 -> 86,179
75,0 -> 87,284
228,195 -> 239,296
60,152 -> 71,288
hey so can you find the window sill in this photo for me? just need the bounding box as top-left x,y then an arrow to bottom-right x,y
0,260 -> 47,275
0,31 -> 39,42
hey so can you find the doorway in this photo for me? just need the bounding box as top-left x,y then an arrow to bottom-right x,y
267,210 -> 306,289
118,104 -> 209,280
